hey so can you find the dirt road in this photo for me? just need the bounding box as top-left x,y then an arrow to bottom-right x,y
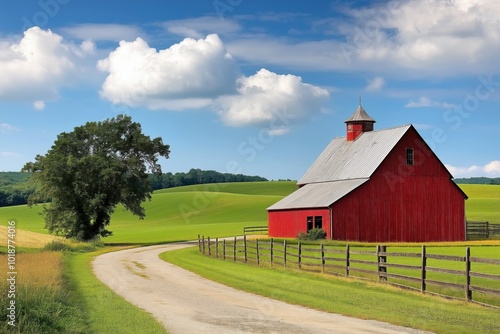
92,243 -> 431,334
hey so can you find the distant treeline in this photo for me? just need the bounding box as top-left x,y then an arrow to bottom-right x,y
0,169 -> 267,207
0,172 -> 33,207
149,168 -> 267,190
455,177 -> 500,185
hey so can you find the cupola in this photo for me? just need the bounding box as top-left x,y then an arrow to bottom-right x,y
345,99 -> 375,141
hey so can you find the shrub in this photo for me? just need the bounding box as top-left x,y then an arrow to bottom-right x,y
43,241 -> 71,252
297,228 -> 326,240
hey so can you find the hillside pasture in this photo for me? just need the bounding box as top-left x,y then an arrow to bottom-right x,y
460,184 -> 500,223
0,182 -> 295,244
0,182 -> 498,245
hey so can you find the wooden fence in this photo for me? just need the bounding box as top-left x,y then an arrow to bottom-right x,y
243,225 -> 268,235
198,235 -> 500,308
467,221 -> 500,240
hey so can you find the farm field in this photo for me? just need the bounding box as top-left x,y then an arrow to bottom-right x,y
460,184 -> 500,223
0,182 -> 498,246
0,181 -> 499,333
0,181 -> 296,244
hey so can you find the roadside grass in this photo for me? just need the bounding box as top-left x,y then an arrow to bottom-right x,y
160,246 -> 500,334
0,252 -> 89,333
65,248 -> 167,334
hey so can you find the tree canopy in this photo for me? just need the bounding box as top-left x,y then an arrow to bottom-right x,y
22,115 -> 170,241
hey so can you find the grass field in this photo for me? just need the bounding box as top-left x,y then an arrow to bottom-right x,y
0,181 -> 498,333
161,246 -> 500,334
461,184 -> 500,222
0,182 -> 498,245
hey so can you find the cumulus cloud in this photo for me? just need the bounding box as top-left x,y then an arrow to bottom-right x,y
98,34 -> 239,109
365,76 -> 385,91
405,97 -> 453,108
484,161 -> 500,175
446,160 -> 500,177
214,68 -> 330,129
98,34 -> 330,132
227,0 -> 500,77
0,27 -> 90,103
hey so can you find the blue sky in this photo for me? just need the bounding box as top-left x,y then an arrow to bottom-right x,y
0,0 -> 499,180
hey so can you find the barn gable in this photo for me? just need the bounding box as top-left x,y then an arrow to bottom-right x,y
298,125 -> 411,185
268,103 -> 467,242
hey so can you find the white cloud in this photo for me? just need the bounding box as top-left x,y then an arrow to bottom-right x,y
98,34 -> 330,133
405,97 -> 453,108
484,161 -> 500,175
34,101 -> 45,110
0,123 -> 19,133
62,24 -> 145,42
446,160 -> 500,177
0,27 -> 89,103
365,76 -> 385,91
214,68 -> 330,129
98,34 -> 239,109
0,152 -> 22,157
227,0 -> 500,77
162,17 -> 241,38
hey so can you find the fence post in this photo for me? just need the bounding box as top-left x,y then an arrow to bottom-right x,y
465,246 -> 472,301
215,238 -> 219,258
298,241 -> 302,270
223,239 -> 226,260
198,234 -> 201,252
421,245 -> 426,293
256,239 -> 260,266
208,237 -> 211,257
486,221 -> 489,239
244,235 -> 248,263
270,238 -> 274,268
346,244 -> 350,277
377,245 -> 387,282
202,235 -> 205,255
321,243 -> 325,273
284,239 -> 287,267
233,237 -> 237,262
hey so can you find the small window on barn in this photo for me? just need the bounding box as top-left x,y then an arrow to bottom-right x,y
314,216 -> 323,229
307,216 -> 313,231
406,148 -> 414,165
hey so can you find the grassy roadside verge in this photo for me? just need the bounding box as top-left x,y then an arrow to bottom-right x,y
160,246 -> 500,334
64,247 -> 168,334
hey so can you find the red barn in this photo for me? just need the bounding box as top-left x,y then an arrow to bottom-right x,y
267,103 -> 468,242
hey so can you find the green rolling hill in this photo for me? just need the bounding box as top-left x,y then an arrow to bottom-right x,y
0,181 -> 297,244
0,182 -> 498,244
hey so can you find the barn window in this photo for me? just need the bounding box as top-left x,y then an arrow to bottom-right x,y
314,216 -> 323,229
406,148 -> 414,165
307,216 -> 313,230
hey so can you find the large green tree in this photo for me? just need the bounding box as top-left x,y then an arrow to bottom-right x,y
22,115 -> 170,241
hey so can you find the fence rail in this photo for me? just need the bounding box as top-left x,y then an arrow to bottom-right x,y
466,221 -> 500,240
198,235 -> 500,309
243,225 -> 268,235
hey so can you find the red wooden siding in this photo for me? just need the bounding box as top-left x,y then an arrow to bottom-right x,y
268,127 -> 466,242
331,128 -> 465,242
268,208 -> 331,239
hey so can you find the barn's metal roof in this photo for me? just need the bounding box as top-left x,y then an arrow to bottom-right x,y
267,179 -> 369,210
298,124 -> 412,185
345,104 -> 375,123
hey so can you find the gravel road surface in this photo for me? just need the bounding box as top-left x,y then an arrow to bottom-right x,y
92,243 -> 431,334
